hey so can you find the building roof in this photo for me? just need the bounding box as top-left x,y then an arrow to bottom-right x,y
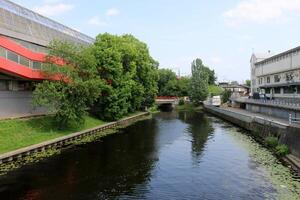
0,0 -> 94,45
255,46 -> 300,65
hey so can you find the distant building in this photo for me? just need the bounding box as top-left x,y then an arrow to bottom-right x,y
251,47 -> 300,100
0,0 -> 94,118
218,82 -> 249,95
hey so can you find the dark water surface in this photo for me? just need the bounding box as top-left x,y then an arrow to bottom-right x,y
0,111 -> 300,200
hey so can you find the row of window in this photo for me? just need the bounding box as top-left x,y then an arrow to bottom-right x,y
258,72 -> 297,85
256,49 -> 300,67
264,86 -> 300,94
0,80 -> 35,91
0,46 -> 42,70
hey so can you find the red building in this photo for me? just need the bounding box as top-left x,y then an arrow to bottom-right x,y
0,0 -> 94,118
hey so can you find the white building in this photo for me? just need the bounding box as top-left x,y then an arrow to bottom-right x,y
251,46 -> 300,100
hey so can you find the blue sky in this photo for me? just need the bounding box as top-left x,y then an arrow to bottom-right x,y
14,0 -> 300,83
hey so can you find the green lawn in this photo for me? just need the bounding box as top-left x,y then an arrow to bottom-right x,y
0,115 -> 106,154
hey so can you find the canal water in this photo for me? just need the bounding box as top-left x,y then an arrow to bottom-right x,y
0,111 -> 300,200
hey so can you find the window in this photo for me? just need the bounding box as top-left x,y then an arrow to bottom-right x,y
265,88 -> 270,94
19,56 -> 30,67
17,81 -> 33,91
0,47 -> 6,58
274,87 -> 281,94
0,80 -> 9,91
297,86 -> 300,94
7,50 -> 18,63
274,75 -> 280,83
283,86 -> 295,94
267,76 -> 270,83
32,62 -> 41,70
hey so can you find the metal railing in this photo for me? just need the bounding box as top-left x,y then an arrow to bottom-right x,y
289,114 -> 300,125
238,98 -> 300,108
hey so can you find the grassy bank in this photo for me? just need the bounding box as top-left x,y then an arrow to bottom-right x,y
0,115 -> 106,154
175,103 -> 202,111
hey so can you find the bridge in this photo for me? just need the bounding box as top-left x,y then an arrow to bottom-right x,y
155,96 -> 179,110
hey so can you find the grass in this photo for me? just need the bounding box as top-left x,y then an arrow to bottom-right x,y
175,103 -> 202,111
0,115 -> 106,154
208,85 -> 224,96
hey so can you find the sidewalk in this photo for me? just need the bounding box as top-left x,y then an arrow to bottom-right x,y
220,106 -> 300,128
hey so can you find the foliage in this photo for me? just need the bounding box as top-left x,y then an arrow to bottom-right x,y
221,90 -> 232,103
33,40 -> 105,128
157,69 -> 190,97
208,85 -> 224,97
265,136 -> 278,148
189,58 -> 209,105
178,98 -> 185,105
275,144 -> 289,157
245,80 -> 251,87
92,33 -> 158,121
204,66 -> 217,85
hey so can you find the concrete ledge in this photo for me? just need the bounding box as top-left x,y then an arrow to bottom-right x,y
0,112 -> 150,164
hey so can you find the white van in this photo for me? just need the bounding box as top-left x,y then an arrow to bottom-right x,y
211,96 -> 221,107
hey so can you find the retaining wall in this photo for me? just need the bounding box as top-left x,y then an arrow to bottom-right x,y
0,112 -> 150,164
204,105 -> 300,158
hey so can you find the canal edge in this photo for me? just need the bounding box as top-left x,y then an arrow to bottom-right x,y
0,112 -> 151,165
203,104 -> 300,174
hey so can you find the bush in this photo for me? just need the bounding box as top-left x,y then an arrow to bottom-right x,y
221,90 -> 232,103
179,98 -> 185,105
275,144 -> 289,156
265,136 -> 278,148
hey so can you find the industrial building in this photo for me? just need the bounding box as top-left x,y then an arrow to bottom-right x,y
251,46 -> 300,101
0,0 -> 94,118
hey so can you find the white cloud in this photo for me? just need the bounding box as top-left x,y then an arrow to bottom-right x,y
223,0 -> 300,25
106,8 -> 120,17
33,3 -> 74,17
87,16 -> 107,27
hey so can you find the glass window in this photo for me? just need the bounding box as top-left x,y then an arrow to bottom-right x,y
265,88 -> 270,94
7,50 -> 18,63
297,86 -> 300,94
0,46 -> 6,58
283,86 -> 295,94
32,61 -> 41,70
274,75 -> 280,83
0,80 -> 9,91
267,76 -> 270,83
274,87 -> 281,94
19,56 -> 30,67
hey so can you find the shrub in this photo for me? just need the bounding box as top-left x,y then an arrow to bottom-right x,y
265,136 -> 278,148
221,90 -> 232,103
179,98 -> 185,105
275,144 -> 289,157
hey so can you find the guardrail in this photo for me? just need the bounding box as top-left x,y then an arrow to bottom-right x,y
235,98 -> 300,108
289,114 -> 300,125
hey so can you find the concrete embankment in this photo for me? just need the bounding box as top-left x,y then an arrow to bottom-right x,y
203,104 -> 300,163
0,112 -> 150,164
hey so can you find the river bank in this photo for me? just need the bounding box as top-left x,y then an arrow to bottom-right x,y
1,111 -> 300,199
0,112 -> 150,175
203,104 -> 300,173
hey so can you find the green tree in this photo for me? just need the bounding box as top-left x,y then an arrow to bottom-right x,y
33,40 -> 104,128
92,33 -> 158,121
245,79 -> 251,87
204,67 -> 217,85
189,58 -> 209,105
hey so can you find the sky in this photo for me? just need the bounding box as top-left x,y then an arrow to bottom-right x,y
13,0 -> 300,83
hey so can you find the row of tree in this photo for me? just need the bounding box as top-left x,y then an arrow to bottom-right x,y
33,33 -> 158,128
157,58 -> 217,105
33,33 -> 216,128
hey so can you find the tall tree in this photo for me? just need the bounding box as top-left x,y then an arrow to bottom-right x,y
189,58 -> 209,105
33,40 -> 105,128
92,33 -> 158,121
